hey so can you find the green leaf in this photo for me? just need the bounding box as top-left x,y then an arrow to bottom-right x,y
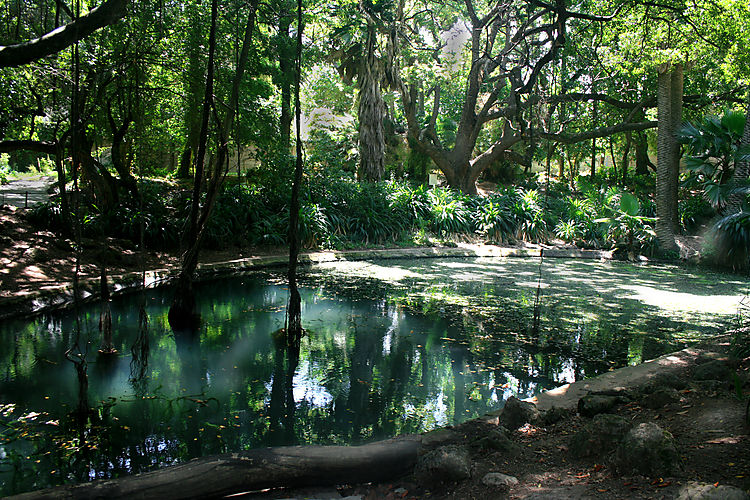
721,109 -> 747,136
620,193 -> 640,216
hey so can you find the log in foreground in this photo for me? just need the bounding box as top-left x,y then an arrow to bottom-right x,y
10,437 -> 421,500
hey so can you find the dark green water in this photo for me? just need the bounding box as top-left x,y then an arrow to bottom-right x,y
0,257 -> 746,495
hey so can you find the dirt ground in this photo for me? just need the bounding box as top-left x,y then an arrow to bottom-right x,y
0,205 -> 266,300
249,363 -> 750,500
1,204 -> 748,499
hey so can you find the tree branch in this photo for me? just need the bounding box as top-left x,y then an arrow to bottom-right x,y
0,0 -> 127,68
537,121 -> 658,144
0,140 -> 57,154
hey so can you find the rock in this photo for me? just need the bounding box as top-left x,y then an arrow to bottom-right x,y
0,235 -> 12,247
542,406 -> 571,425
695,352 -> 726,365
421,428 -> 461,449
23,246 -> 47,262
482,472 -> 519,488
413,445 -> 471,485
499,396 -> 540,430
675,481 -> 750,500
642,387 -> 681,409
642,373 -> 688,392
578,394 -> 619,417
690,380 -> 726,393
476,429 -> 518,453
614,422 -> 680,476
570,413 -> 631,458
54,238 -> 74,251
693,360 -> 732,381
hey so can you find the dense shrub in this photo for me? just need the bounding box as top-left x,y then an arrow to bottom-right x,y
24,168 -> 669,258
709,211 -> 750,270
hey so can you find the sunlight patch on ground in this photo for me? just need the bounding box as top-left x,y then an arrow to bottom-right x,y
316,261 -> 420,282
620,285 -> 743,315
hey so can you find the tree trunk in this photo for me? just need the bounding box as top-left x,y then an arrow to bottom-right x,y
54,141 -> 72,234
655,64 -> 678,253
170,0 -> 260,329
668,64 -> 683,231
725,92 -> 750,214
0,0 -> 127,67
170,0 -> 218,329
10,438 -> 421,500
357,23 -> 385,182
591,96 -> 598,178
176,3 -> 207,180
278,8 -> 294,149
77,133 -> 119,210
286,0 -> 304,345
635,132 -> 649,176
621,131 -> 632,185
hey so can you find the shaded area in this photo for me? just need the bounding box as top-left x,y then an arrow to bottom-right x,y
0,257 -> 745,495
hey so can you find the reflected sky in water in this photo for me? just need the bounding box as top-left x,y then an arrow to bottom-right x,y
0,257 -> 746,495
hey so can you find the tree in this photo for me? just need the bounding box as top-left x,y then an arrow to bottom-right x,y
286,0 -> 305,346
386,0 -> 658,194
169,0 -> 261,329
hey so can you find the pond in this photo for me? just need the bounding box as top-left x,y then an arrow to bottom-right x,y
0,256 -> 747,495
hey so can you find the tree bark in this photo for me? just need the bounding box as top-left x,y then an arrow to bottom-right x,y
725,92 -> 750,214
358,23 -> 386,182
621,131 -> 632,185
655,64 -> 678,253
668,64 -> 683,231
9,438 -> 421,500
278,8 -> 294,149
0,0 -> 127,67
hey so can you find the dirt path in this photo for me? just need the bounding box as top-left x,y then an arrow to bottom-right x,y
0,175 -> 55,208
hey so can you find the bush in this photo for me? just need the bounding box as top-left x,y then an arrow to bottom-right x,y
427,187 -> 472,236
709,211 -> 750,270
0,154 -> 10,185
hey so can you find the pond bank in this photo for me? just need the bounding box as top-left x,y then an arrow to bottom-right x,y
0,243 -> 614,320
10,342 -> 747,500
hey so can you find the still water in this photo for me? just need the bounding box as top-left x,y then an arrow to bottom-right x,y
0,257 -> 746,495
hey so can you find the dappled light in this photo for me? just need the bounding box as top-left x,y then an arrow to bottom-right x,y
0,257 -> 746,494
621,285 -> 743,315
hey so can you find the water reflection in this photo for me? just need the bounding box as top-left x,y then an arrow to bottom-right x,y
0,257 -> 743,495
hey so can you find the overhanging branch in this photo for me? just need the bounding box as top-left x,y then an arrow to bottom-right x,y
0,140 -> 57,154
0,0 -> 127,68
537,121 -> 658,144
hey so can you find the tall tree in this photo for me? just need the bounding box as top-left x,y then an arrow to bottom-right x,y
388,0 -> 655,194
655,62 -> 680,253
357,21 -> 386,181
169,0 -> 261,329
286,0 -> 305,345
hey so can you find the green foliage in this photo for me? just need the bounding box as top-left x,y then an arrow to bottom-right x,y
511,188 -> 548,242
0,153 -> 9,184
678,109 -> 750,210
679,192 -> 713,231
709,211 -> 750,269
472,196 -> 515,242
427,187 -> 471,236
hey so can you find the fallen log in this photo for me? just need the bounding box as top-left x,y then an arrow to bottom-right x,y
10,437 -> 421,500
